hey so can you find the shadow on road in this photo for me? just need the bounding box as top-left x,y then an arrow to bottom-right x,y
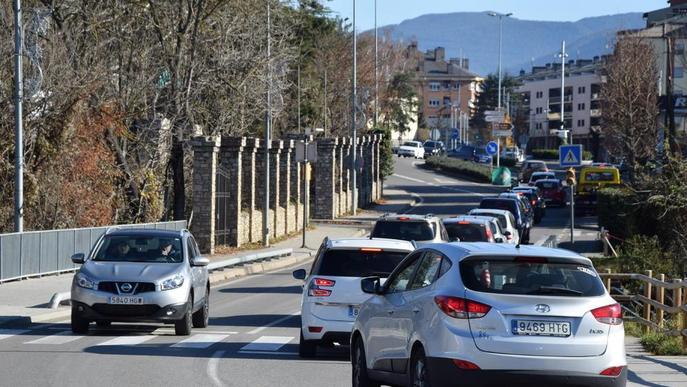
209,314 -> 300,328
218,285 -> 302,294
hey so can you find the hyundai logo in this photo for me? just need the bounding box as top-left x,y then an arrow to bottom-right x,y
120,283 -> 133,293
535,304 -> 551,313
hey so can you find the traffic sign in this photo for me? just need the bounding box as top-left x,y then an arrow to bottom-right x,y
559,145 -> 583,167
485,116 -> 505,123
451,128 -> 459,140
486,141 -> 499,156
493,130 -> 512,137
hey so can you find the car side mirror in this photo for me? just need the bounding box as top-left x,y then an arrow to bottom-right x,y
361,277 -> 381,294
504,231 -> 512,237
191,257 -> 210,267
292,269 -> 307,280
495,237 -> 504,243
71,253 -> 85,265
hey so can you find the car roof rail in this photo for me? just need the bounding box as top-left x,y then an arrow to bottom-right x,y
105,226 -> 122,235
323,236 -> 330,246
411,240 -> 417,249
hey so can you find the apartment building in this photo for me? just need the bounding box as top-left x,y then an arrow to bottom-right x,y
406,44 -> 482,133
515,58 -> 606,155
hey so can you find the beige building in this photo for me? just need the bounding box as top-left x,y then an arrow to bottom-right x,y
406,44 -> 482,140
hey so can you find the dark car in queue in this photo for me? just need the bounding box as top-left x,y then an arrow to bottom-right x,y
512,186 -> 546,224
536,179 -> 567,207
479,197 -> 531,244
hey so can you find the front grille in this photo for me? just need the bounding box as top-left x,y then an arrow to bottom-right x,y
92,304 -> 161,317
98,282 -> 156,295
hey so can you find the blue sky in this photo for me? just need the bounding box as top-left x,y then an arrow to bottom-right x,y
324,0 -> 667,31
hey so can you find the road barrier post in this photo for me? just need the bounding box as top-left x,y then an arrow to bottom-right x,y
604,268 -> 612,291
674,279 -> 685,349
644,270 -> 653,334
658,274 -> 666,327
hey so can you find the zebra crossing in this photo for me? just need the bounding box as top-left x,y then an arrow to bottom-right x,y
0,327 -> 299,355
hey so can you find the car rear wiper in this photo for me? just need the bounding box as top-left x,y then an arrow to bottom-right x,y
527,286 -> 583,296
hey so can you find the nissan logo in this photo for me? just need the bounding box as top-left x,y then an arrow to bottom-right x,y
120,283 -> 133,293
535,304 -> 551,313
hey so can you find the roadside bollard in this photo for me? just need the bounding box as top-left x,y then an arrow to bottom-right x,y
644,270 -> 653,334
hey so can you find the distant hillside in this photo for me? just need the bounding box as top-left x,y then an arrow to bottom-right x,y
379,12 -> 645,75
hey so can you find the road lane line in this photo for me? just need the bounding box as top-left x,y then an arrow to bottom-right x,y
247,311 -> 299,335
239,336 -> 293,352
207,350 -> 226,387
96,335 -> 156,346
154,328 -> 239,336
25,331 -> 84,345
0,329 -> 29,341
393,173 -> 486,197
238,350 -> 298,356
171,333 -> 230,349
403,193 -> 424,215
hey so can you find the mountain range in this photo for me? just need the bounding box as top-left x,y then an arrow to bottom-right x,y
378,12 -> 646,76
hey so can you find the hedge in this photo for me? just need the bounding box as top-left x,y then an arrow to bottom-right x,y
597,188 -> 642,240
530,149 -> 593,161
424,156 -> 491,183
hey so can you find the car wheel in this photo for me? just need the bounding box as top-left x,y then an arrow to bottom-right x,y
71,307 -> 90,334
192,290 -> 210,328
175,296 -> 193,336
351,336 -> 379,387
299,330 -> 318,358
410,346 -> 431,387
96,321 -> 111,328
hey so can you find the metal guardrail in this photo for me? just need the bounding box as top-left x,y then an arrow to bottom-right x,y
207,248 -> 293,272
0,221 -> 187,283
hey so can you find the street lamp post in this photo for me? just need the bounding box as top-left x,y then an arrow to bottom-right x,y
263,1 -> 272,247
488,11 -> 512,168
558,40 -> 570,144
14,0 -> 24,233
374,0 -> 378,128
351,0 -> 358,216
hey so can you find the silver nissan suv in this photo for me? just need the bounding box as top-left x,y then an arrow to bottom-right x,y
70,228 -> 210,335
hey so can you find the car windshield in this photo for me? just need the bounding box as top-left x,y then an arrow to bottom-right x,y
583,171 -> 616,182
403,142 -> 419,147
537,181 -> 559,189
531,174 -> 551,182
371,220 -> 435,241
93,235 -> 184,263
471,212 -> 507,229
445,223 -> 487,242
314,249 -> 408,277
460,258 -> 606,297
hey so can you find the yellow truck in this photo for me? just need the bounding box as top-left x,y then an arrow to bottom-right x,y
574,166 -> 622,215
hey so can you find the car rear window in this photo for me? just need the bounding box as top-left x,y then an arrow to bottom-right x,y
314,249 -> 408,277
536,181 -> 559,189
445,223 -> 487,242
371,220 -> 435,241
460,258 -> 605,297
583,172 -> 616,182
471,212 -> 507,229
480,199 -> 517,217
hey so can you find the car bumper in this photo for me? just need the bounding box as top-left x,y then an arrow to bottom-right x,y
301,306 -> 355,341
426,358 -> 627,387
72,300 -> 189,322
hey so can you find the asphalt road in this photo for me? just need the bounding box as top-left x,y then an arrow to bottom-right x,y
0,158 -> 603,387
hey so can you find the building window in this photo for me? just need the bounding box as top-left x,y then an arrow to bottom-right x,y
578,86 -> 586,94
535,107 -> 544,114
578,103 -> 586,110
577,119 -> 585,127
429,82 -> 440,91
677,42 -> 685,56
429,99 -> 440,107
453,82 -> 461,89
443,97 -> 451,106
675,67 -> 685,79
535,91 -> 544,99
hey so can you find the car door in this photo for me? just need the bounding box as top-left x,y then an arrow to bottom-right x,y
186,237 -> 204,308
366,251 -> 424,372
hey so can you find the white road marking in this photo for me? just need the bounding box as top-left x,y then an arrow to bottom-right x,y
393,174 -> 486,197
96,335 -> 156,346
0,329 -> 29,341
247,311 -> 299,335
240,336 -> 293,352
207,350 -> 226,387
154,328 -> 239,336
25,331 -> 84,345
171,334 -> 230,349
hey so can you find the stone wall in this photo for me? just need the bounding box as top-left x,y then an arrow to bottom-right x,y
190,135 -> 381,253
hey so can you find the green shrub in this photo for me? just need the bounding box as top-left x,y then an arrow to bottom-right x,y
615,235 -> 679,277
597,187 -> 639,240
425,156 -> 491,183
640,329 -> 687,355
529,149 -> 593,160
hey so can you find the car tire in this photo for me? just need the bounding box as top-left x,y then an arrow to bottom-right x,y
192,291 -> 210,328
96,321 -> 111,328
299,330 -> 318,358
410,346 -> 432,387
351,336 -> 379,387
71,308 -> 90,334
175,296 -> 193,336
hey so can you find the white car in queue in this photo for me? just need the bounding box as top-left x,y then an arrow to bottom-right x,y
397,141 -> 425,159
468,208 -> 520,245
351,243 -> 626,387
293,237 -> 415,358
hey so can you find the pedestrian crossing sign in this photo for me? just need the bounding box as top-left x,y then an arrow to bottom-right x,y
559,145 -> 583,167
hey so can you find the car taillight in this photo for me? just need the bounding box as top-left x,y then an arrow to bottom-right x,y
434,296 -> 491,319
600,366 -> 624,377
308,326 -> 323,333
531,200 -> 536,206
452,359 -> 481,370
591,303 -> 623,325
485,227 -> 494,242
308,278 -> 335,297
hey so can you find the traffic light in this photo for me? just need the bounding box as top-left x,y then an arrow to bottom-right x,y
566,168 -> 576,186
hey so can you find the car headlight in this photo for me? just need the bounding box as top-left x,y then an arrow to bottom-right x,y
75,273 -> 95,289
161,274 -> 185,291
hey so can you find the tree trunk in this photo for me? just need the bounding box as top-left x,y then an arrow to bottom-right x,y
171,141 -> 186,220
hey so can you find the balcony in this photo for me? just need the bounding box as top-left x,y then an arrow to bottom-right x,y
590,109 -> 602,118
547,112 -> 573,121
591,93 -> 601,101
548,95 -> 574,104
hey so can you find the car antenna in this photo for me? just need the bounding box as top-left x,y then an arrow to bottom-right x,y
516,242 -> 521,249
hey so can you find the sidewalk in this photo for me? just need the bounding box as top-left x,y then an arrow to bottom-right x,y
0,222 -> 375,328
626,336 -> 687,386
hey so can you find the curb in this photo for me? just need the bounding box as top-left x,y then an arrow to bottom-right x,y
208,251 -> 315,284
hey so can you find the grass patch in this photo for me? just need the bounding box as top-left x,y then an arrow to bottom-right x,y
640,331 -> 687,355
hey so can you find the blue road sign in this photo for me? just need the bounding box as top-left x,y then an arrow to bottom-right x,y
451,128 -> 459,140
559,145 -> 583,167
486,141 -> 499,156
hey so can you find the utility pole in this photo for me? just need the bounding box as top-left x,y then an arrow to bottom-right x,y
559,40 -> 569,144
351,0 -> 358,215
323,69 -> 327,135
297,63 -> 301,134
14,0 -> 24,233
374,0 -> 379,128
665,24 -> 676,153
263,1 -> 271,247
489,12 -> 512,168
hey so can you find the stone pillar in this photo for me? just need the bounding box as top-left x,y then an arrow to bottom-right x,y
375,134 -> 382,200
220,137 -> 245,247
368,135 -> 377,204
358,136 -> 368,207
280,140 -> 294,234
254,141 -> 268,244
336,138 -> 347,217
313,138 -> 338,219
190,136 -> 221,254
342,137 -> 352,214
290,142 -> 302,232
242,138 -> 260,243
269,140 -> 283,239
